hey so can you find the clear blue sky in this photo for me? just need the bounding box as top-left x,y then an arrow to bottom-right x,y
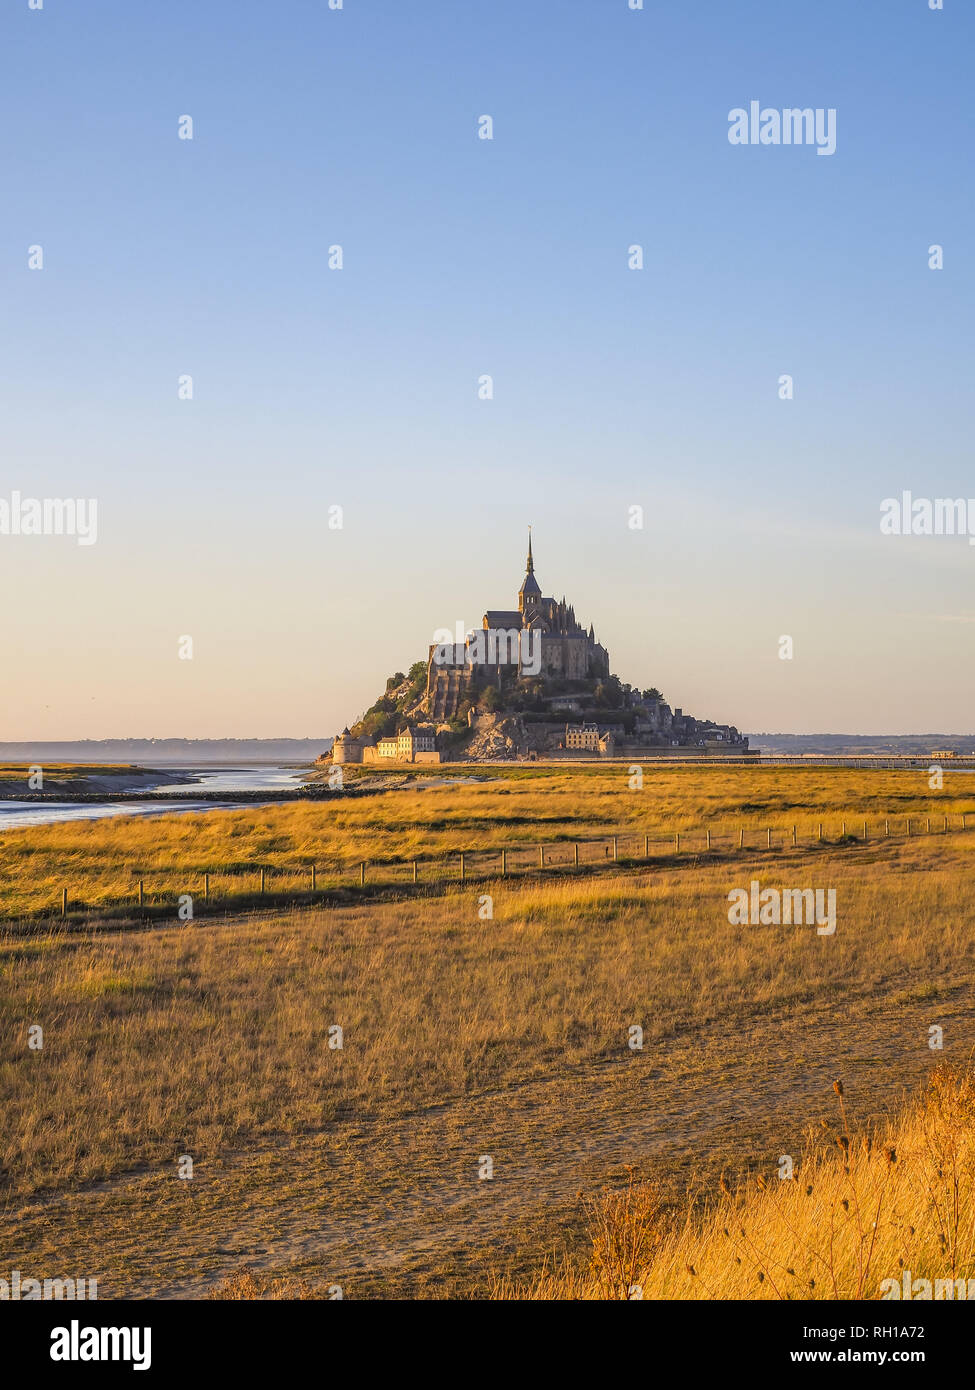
1,0 -> 972,738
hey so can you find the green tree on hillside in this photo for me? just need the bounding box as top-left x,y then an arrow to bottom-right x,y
594,675 -> 624,708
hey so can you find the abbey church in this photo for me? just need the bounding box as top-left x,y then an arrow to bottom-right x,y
426,534 -> 610,720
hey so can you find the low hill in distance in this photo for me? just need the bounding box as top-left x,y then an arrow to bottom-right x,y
0,739 -> 332,765
752,733 -> 975,756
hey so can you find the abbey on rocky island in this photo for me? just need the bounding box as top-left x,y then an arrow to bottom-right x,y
331,535 -> 751,764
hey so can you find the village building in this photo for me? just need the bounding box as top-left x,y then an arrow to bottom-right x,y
366,725 -> 440,764
331,725 -> 439,765
392,727 -> 436,759
564,724 -> 601,750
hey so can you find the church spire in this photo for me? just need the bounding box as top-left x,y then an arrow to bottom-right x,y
518,528 -> 542,612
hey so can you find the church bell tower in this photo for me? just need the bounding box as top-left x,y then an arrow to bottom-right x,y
518,529 -> 542,614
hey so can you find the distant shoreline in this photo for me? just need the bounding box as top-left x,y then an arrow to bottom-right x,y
0,740 -> 331,764
2,735 -> 973,763
0,766 -> 202,798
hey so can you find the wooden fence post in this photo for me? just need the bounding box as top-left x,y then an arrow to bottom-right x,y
460,852 -> 466,883
884,820 -> 889,838
792,825 -> 797,847
644,834 -> 649,857
862,820 -> 867,841
138,879 -> 144,907
204,871 -> 210,902
612,837 -> 618,861
61,887 -> 67,917
943,815 -> 948,833
311,865 -> 316,891
926,818 -> 931,834
412,860 -> 418,883
539,846 -> 544,868
766,828 -> 772,849
738,827 -> 744,849
260,868 -> 266,894
501,849 -> 506,877
360,862 -> 365,886
706,829 -> 711,851
574,843 -> 579,867
675,832 -> 680,853
818,822 -> 823,842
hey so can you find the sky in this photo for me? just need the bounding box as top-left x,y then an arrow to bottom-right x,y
1,0 -> 972,739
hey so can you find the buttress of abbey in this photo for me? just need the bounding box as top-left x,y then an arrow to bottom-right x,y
425,535 -> 610,721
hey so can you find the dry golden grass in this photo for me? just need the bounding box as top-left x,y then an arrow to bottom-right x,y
492,1066 -> 975,1300
2,765 -> 973,1297
1,764 -> 972,921
2,831 -> 972,1198
206,1271 -> 318,1300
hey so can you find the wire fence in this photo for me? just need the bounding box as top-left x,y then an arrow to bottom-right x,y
16,807 -> 972,927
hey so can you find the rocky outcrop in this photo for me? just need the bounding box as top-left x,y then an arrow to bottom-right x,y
461,713 -> 530,762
